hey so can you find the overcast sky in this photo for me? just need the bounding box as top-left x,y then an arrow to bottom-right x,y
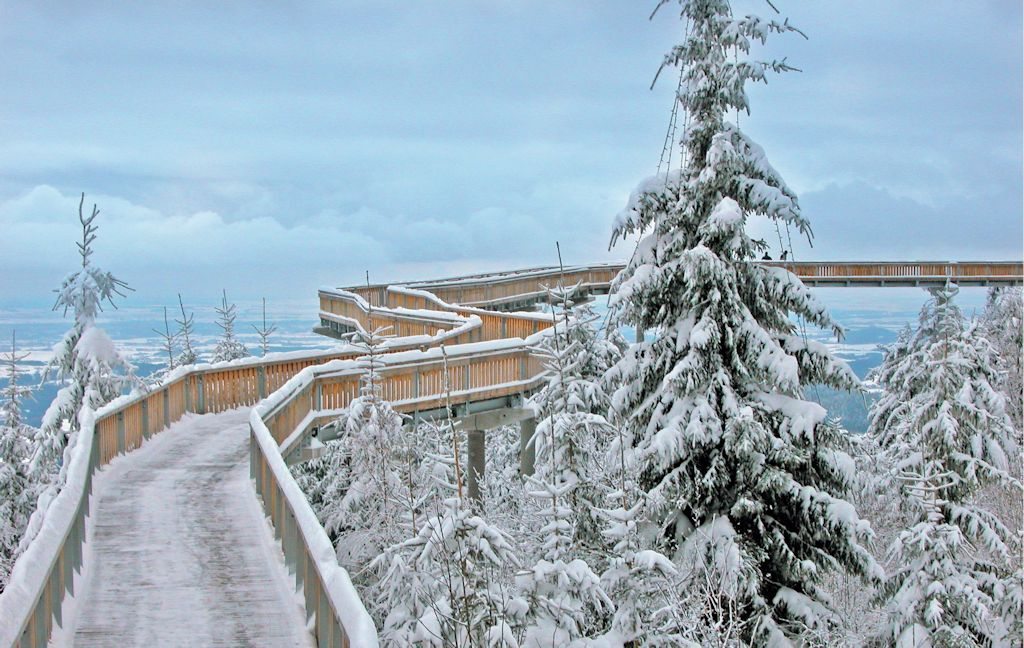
1,1 -> 1020,306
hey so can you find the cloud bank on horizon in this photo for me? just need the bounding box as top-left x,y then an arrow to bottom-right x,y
1,1 -> 1020,304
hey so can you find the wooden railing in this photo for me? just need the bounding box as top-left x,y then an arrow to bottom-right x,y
402,264 -> 622,308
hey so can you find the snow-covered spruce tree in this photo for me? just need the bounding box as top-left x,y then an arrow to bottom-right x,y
517,475 -> 612,646
869,284 -> 1022,645
0,332 -> 37,591
979,287 -> 1023,432
327,326 -> 407,567
594,394 -> 689,646
374,419 -> 523,648
32,194 -> 135,477
604,2 -> 879,642
175,293 -> 198,366
515,286 -> 617,645
527,285 -> 624,553
211,289 -> 248,363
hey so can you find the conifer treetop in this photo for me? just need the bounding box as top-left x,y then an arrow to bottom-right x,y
54,193 -> 131,325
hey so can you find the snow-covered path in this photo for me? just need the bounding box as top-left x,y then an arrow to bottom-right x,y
56,409 -> 314,647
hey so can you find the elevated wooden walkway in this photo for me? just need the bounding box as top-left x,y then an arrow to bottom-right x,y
2,258 -> 1020,648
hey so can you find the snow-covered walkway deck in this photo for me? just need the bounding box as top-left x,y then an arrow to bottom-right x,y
54,409 -> 314,647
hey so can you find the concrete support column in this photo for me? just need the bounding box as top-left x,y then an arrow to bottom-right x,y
519,417 -> 536,477
466,429 -> 486,505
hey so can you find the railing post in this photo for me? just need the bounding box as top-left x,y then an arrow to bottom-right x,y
520,417 -> 537,477
315,383 -> 322,411
249,424 -> 257,481
467,428 -> 486,505
258,366 -> 267,399
185,376 -> 193,412
412,368 -> 420,399
50,565 -> 61,629
141,399 -> 150,439
197,375 -> 206,414
163,388 -> 170,428
116,412 -> 125,455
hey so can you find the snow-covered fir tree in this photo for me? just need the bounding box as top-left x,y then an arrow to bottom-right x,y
868,284 -> 1022,645
596,398 -> 690,646
0,332 -> 37,591
528,286 -> 624,553
211,289 -> 248,363
373,419 -> 522,648
517,473 -> 612,646
302,326 -> 409,575
979,287 -> 1023,432
175,293 -> 198,366
33,194 -> 136,477
604,2 -> 879,642
516,286 -> 617,645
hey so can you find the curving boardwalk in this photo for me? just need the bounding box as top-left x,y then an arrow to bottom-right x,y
55,409 -> 314,647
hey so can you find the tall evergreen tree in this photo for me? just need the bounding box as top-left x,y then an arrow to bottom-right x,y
604,2 -> 879,641
869,285 -> 1021,645
33,194 -> 135,477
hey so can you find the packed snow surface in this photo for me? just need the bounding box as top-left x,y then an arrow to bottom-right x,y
53,409 -> 314,647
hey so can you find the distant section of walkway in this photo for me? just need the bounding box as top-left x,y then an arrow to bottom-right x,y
57,409 -> 314,647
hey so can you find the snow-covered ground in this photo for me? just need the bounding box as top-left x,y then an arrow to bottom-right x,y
51,409 -> 314,647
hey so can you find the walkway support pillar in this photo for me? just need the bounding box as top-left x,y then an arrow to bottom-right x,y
467,428 -> 486,505
519,417 -> 536,477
